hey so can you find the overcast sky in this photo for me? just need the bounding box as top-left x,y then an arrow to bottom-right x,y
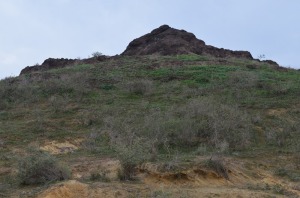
1,0 -> 299,79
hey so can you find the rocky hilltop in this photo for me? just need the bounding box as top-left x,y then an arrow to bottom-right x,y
122,25 -> 253,59
20,25 -> 280,75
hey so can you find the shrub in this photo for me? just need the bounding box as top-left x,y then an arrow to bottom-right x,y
83,130 -> 114,154
91,51 -> 103,57
115,137 -> 152,180
90,171 -> 110,182
205,157 -> 229,180
17,149 -> 70,185
274,168 -> 288,177
174,99 -> 251,150
228,70 -> 258,89
124,79 -> 154,95
48,95 -> 69,113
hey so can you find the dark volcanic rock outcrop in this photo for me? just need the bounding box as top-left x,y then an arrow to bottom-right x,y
20,56 -> 108,75
20,58 -> 76,75
122,25 -> 253,59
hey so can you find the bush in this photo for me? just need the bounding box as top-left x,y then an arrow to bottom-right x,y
205,157 -> 229,180
18,149 -> 70,185
91,51 -> 103,57
124,79 -> 154,95
90,171 -> 110,182
173,99 -> 251,150
228,70 -> 258,89
115,137 -> 152,180
100,98 -> 251,153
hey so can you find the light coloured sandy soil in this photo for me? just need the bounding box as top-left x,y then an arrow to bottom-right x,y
39,139 -> 83,155
32,156 -> 300,198
4,120 -> 300,198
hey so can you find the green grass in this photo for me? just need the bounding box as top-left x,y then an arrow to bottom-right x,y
48,64 -> 94,74
0,54 -> 300,196
176,54 -> 210,61
1,55 -> 299,144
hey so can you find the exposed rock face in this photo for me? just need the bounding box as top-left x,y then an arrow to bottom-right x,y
20,58 -> 76,75
20,56 -> 108,75
122,25 -> 253,59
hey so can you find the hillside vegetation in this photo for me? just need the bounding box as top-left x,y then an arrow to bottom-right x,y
0,54 -> 300,197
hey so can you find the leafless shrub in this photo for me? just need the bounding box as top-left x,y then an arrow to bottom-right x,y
100,97 -> 251,153
272,83 -> 290,95
90,170 -> 110,182
124,79 -> 154,95
246,64 -> 259,69
91,51 -> 103,57
82,129 -> 113,154
176,99 -> 251,150
206,156 -> 229,180
194,144 -> 208,155
31,109 -> 47,134
48,95 -> 69,113
18,149 -> 70,185
115,137 -> 152,180
99,113 -> 156,180
228,70 -> 259,89
0,138 -> 4,148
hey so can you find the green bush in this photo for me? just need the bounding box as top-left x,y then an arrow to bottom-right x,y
17,149 -> 70,185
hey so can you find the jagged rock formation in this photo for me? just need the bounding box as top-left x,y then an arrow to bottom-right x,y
122,25 -> 253,59
20,58 -> 76,75
20,56 -> 107,75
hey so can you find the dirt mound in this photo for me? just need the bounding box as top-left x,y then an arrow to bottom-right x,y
122,25 -> 253,59
139,162 -> 230,186
37,180 -> 89,198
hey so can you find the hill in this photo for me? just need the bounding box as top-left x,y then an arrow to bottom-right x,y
0,25 -> 300,197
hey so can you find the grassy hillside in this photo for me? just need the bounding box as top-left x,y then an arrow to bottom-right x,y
0,54 -> 300,196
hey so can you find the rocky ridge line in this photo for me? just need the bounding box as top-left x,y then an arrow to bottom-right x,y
121,25 -> 253,59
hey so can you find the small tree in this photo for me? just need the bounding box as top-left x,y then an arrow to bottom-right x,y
257,54 -> 266,60
92,51 -> 103,57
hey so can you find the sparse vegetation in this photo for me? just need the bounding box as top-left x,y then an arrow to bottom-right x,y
17,149 -> 70,185
205,157 -> 229,180
0,54 -> 299,196
115,137 -> 153,180
90,171 -> 110,182
124,79 -> 154,95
